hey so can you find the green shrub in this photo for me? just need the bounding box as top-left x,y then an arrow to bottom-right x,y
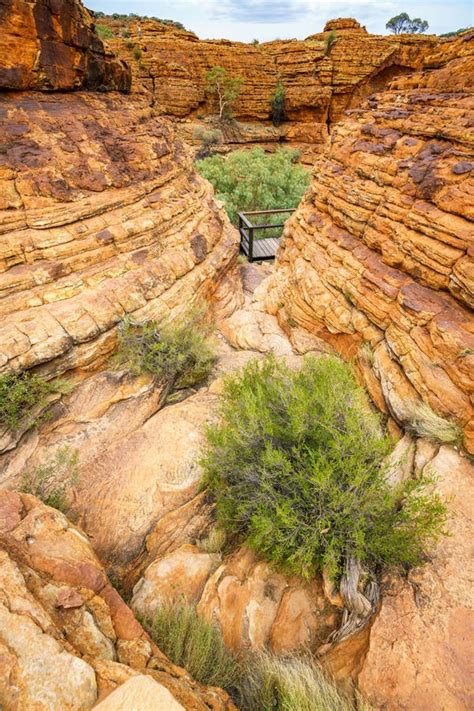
241,652 -> 372,711
96,24 -> 114,39
270,80 -> 285,126
193,126 -> 223,159
115,313 -> 216,391
196,147 -> 310,224
0,372 -> 60,431
142,600 -> 371,710
201,354 -> 448,581
133,47 -> 142,60
142,601 -> 241,691
324,29 -> 337,55
196,525 -> 227,553
21,446 -> 79,512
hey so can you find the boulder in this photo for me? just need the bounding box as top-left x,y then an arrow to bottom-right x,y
94,675 -> 185,711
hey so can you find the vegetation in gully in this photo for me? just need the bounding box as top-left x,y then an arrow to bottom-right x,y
201,355 -> 448,582
143,600 -> 373,710
197,148 -> 310,224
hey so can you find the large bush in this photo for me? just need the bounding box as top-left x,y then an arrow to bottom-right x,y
201,355 -> 447,580
196,148 -> 310,224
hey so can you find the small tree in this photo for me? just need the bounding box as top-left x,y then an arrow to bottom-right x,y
206,66 -> 243,120
270,80 -> 285,126
193,126 -> 223,159
386,13 -> 429,34
324,29 -> 337,55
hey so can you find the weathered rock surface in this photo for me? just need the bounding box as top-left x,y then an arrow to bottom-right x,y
0,0 -> 130,91
263,34 -> 474,451
0,491 -> 235,709
358,446 -> 474,711
93,675 -> 186,711
102,16 -> 439,158
196,547 -> 341,655
0,366 -> 219,572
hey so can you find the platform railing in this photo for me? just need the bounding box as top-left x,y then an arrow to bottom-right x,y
238,208 -> 295,262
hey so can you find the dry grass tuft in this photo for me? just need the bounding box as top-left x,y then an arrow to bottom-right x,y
196,526 -> 227,554
410,402 -> 463,446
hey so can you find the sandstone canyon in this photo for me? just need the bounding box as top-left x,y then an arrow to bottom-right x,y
0,0 -> 473,709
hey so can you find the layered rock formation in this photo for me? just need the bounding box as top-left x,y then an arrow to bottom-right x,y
0,0 -> 130,91
358,446 -> 474,710
102,17 -> 439,158
258,32 -> 474,709
263,32 -> 474,452
0,92 -> 239,384
0,491 -> 235,709
1,0 -> 473,706
0,1 -> 242,705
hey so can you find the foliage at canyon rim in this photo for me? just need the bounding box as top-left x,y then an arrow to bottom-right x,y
115,313 -> 216,391
201,355 -> 448,581
385,12 -> 429,34
143,600 -> 371,711
197,148 -> 310,224
324,30 -> 337,55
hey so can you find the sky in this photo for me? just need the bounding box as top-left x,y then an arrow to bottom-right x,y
86,0 -> 474,41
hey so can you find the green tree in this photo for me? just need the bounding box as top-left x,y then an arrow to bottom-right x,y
206,66 -> 243,120
270,80 -> 285,126
324,29 -> 337,55
386,13 -> 429,34
196,147 -> 310,223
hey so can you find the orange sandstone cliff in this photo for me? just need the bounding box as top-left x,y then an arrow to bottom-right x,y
0,0 -> 130,91
102,16 -> 440,159
259,32 -> 474,710
0,1 -> 473,708
263,32 -> 474,452
0,0 -> 240,707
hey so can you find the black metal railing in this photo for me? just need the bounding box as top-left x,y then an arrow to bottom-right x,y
238,208 -> 295,262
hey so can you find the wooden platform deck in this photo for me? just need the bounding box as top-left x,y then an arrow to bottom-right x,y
238,209 -> 295,262
240,235 -> 281,260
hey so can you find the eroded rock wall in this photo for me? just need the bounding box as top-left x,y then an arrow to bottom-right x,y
102,17 -> 439,158
263,33 -> 474,452
0,0 -> 131,90
259,34 -> 474,710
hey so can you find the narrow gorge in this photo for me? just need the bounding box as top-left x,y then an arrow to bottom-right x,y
0,1 -> 473,709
